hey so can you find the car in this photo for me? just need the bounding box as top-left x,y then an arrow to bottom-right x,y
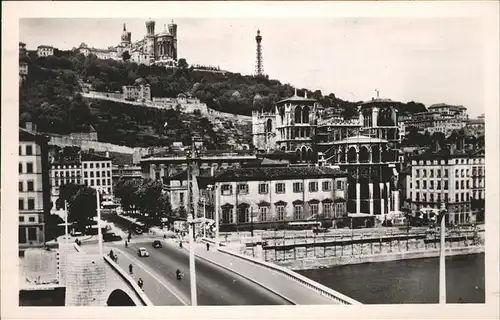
152,240 -> 162,248
103,232 -> 122,242
137,247 -> 150,257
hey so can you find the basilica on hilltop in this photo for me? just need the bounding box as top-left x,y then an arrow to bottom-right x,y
77,19 -> 178,67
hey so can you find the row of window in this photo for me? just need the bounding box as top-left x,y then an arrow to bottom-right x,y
220,203 -> 343,223
414,179 -> 484,191
84,178 -> 112,187
53,171 -> 81,177
412,192 -> 470,203
415,167 -> 484,178
414,158 -> 483,166
19,198 -> 36,210
19,180 -> 35,192
53,179 -> 81,186
19,216 -> 36,223
83,162 -> 111,169
19,227 -> 39,243
19,162 -> 34,174
221,181 -> 343,196
19,145 -> 33,156
52,170 -> 112,178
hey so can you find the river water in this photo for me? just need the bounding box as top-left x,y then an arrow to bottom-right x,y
298,253 -> 485,304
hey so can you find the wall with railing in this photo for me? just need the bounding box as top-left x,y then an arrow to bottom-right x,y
201,238 -> 362,305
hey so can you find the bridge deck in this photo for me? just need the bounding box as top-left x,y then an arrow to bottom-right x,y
187,242 -> 339,305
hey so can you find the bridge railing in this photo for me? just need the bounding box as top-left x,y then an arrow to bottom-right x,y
73,243 -> 153,306
202,238 -> 362,305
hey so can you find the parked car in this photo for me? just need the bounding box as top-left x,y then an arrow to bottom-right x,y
152,240 -> 162,248
137,247 -> 150,257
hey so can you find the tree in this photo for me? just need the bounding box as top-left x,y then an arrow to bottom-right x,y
122,51 -> 131,61
114,178 -> 142,213
177,58 -> 188,69
58,183 -> 85,208
68,186 -> 97,230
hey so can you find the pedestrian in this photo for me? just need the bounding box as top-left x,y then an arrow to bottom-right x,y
206,242 -> 210,251
129,263 -> 133,274
138,278 -> 144,290
125,240 -> 128,247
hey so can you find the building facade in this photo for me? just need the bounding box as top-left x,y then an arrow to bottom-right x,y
81,153 -> 113,198
405,149 -> 485,224
77,20 -> 178,67
37,45 -> 54,57
19,124 -> 51,248
122,79 -> 151,102
50,159 -> 82,210
211,167 -> 348,230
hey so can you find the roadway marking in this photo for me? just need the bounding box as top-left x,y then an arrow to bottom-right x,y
111,246 -> 189,306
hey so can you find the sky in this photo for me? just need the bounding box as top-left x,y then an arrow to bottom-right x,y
20,17 -> 485,117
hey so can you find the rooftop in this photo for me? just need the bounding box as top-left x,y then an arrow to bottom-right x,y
428,103 -> 467,110
81,152 -> 112,162
277,90 -> 317,104
214,166 -> 348,182
333,135 -> 389,145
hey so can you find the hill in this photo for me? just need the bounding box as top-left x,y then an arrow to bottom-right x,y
19,50 -> 427,148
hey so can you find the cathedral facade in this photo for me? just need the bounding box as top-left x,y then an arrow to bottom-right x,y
78,19 -> 178,67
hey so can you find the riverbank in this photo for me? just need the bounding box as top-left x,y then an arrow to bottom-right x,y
275,245 -> 484,270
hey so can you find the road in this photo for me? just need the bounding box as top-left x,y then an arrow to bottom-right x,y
108,240 -> 291,306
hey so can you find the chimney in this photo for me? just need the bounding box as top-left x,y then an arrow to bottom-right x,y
305,91 -> 308,99
105,151 -> 110,158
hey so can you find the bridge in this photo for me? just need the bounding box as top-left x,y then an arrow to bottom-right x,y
23,234 -> 361,306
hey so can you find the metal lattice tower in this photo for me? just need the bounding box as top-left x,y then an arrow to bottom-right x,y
255,29 -> 264,76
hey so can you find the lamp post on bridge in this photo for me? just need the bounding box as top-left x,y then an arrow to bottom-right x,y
186,145 -> 198,306
437,203 -> 448,304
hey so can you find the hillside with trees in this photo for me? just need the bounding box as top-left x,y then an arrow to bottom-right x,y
19,50 -> 428,147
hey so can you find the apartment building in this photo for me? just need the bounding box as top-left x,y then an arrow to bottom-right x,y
37,45 -> 54,57
81,153 -> 113,198
50,158 -> 82,210
19,125 -> 51,248
212,166 -> 348,228
406,149 -> 485,224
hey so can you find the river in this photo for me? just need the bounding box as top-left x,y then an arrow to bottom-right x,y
298,253 -> 485,304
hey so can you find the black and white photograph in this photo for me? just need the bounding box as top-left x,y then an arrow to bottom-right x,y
2,1 -> 499,319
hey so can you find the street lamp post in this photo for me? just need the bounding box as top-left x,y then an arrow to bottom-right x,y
438,203 -> 447,304
64,200 -> 69,245
186,147 -> 198,306
202,197 -> 206,238
96,190 -> 103,256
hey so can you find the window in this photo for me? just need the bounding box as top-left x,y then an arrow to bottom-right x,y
19,146 -> 22,156
84,172 -> 88,178
444,181 -> 449,189
416,181 -> 420,189
461,181 -> 464,189
27,162 -> 33,173
430,170 -> 434,178
258,183 -> 268,194
423,181 -> 427,189
27,180 -> 34,192
83,163 -> 87,169
322,181 -> 331,191
19,181 -> 23,192
96,171 -> 100,178
28,227 -> 37,241
221,184 -> 232,196
96,180 -> 100,186
416,169 -> 420,178
336,180 -> 343,190
461,169 -> 464,178
27,198 -> 35,210
323,203 -> 332,217
19,199 -> 24,210
293,205 -> 303,220
422,170 -> 427,177
19,163 -> 22,173
437,181 -> 441,189
180,192 -> 184,205
90,163 -> 94,169
437,169 -> 441,178
275,183 -> 286,194
237,184 -> 248,195
107,179 -> 111,185
90,172 -> 94,178
456,181 -> 459,189
28,217 -> 35,222
101,171 -> 106,177
293,182 -> 303,193
429,181 -> 434,189
444,193 -> 449,202
416,193 -> 420,201
222,208 -> 233,223
466,181 -> 469,189
19,216 -> 24,222
96,163 -> 100,169
277,205 -> 285,220
102,179 -> 106,185
310,204 -> 318,217
107,171 -> 111,177
455,194 -> 459,202
90,180 -> 94,186
455,170 -> 459,178
260,206 -> 269,222
26,145 -> 33,155
309,182 -> 318,192
107,163 -> 111,168
444,169 -> 448,178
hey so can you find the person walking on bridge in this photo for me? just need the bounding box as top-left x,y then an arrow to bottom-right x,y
129,263 -> 133,274
137,278 -> 144,290
206,242 -> 210,251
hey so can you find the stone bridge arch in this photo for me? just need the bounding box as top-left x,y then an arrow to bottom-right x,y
107,289 -> 136,306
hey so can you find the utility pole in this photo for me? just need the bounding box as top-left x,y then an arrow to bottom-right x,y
186,146 -> 198,306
